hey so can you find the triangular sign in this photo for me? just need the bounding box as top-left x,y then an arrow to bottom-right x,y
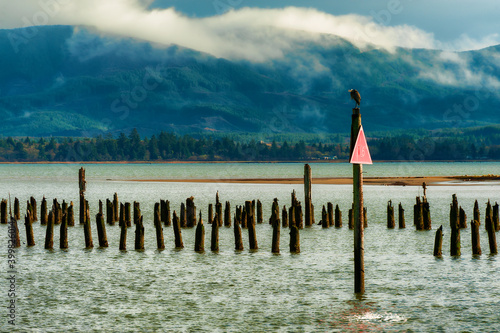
349,126 -> 372,164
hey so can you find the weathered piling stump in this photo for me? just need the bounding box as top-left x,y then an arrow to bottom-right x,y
25,211 -> 35,247
433,225 -> 443,257
216,192 -> 222,227
485,200 -> 497,254
398,202 -> 405,229
30,196 -> 38,221
99,200 -> 103,215
53,199 -> 61,225
387,200 -> 395,229
180,202 -> 187,228
106,199 -> 114,225
414,197 -> 424,230
459,207 -> 467,229
422,199 -> 431,230
79,167 -> 87,226
79,194 -> 86,225
160,199 -> 167,224
282,206 -> 288,228
186,196 -> 197,227
40,197 -> 47,225
96,213 -> 109,248
289,223 -> 300,254
60,213 -> 68,249
125,202 -> 131,227
1,199 -> 8,224
135,216 -> 145,250
14,198 -> 20,220
471,220 -> 482,256
321,206 -> 328,228
234,212 -> 244,251
348,207 -> 353,230
271,201 -> 280,254
289,206 -> 295,229
119,209 -> 127,251
208,204 -> 213,225
224,201 -> 232,227
119,203 -> 125,228
211,213 -> 219,252
154,203 -> 165,250
45,211 -> 54,249
474,200 -> 480,226
304,163 -> 313,227
113,193 -> 119,223
450,194 -> 460,256
26,201 -> 33,222
493,202 -> 499,232
327,202 -> 334,227
241,206 -> 247,229
172,211 -> 184,249
67,202 -> 75,226
195,212 -> 205,252
9,216 -> 21,248
256,200 -> 262,224
133,202 -> 141,225
84,206 -> 93,249
247,201 -> 258,250
335,204 -> 342,228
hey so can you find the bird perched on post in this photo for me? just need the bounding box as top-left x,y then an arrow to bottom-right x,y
348,89 -> 361,108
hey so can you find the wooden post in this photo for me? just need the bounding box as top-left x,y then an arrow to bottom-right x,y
186,196 -> 197,227
133,202 -> 140,225
14,198 -> 20,220
225,201 -> 232,227
271,201 -> 280,254
459,207 -> 467,229
154,202 -> 165,250
450,195 -> 460,256
180,202 -> 187,228
234,212 -> 244,251
327,202 -> 334,227
106,199 -> 114,225
165,200 -> 171,227
79,167 -> 86,226
119,203 -> 125,228
45,211 -> 54,249
289,225 -> 300,254
96,213 -> 109,248
9,216 -> 21,248
113,193 -> 119,223
351,107 -> 364,294
398,203 -> 405,229
53,199 -> 61,225
60,213 -> 68,249
282,206 -> 288,228
387,200 -> 395,229
216,192 -> 222,227
25,211 -> 35,247
471,220 -> 481,256
40,197 -> 47,225
247,201 -> 258,250
321,206 -> 328,228
30,196 -> 38,221
493,202 -> 499,232
172,211 -> 184,249
195,212 -> 205,252
68,202 -> 75,226
99,200 -> 103,215
79,194 -> 85,225
211,213 -> 219,252
335,204 -> 342,228
485,200 -> 497,254
473,200 -> 480,226
433,225 -> 443,257
125,202 -> 131,227
241,206 -> 247,229
423,199 -> 432,230
208,204 -> 213,225
256,200 -> 263,224
135,216 -> 145,250
160,199 -> 167,224
414,197 -> 423,230
1,199 -> 8,224
304,163 -> 313,227
348,208 -> 353,230
119,209 -> 127,251
84,206 -> 93,249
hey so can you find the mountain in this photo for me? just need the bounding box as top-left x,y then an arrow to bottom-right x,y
0,25 -> 499,137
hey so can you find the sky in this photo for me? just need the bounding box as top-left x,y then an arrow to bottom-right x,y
1,0 -> 499,62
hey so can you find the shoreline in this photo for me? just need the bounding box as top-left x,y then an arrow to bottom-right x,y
125,175 -> 500,186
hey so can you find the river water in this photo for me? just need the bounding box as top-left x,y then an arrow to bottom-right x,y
1,162 -> 499,332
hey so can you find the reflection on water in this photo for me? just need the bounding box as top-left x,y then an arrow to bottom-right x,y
0,163 -> 499,332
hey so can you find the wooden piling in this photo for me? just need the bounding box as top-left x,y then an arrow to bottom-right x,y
321,206 -> 328,229
348,208 -> 353,230
211,212 -> 219,252
327,202 -> 334,227
485,200 -> 497,254
67,202 -> 75,226
45,211 -> 54,249
113,193 -> 119,223
154,202 -> 165,250
295,203 -> 303,229
471,220 -> 481,256
473,200 -> 481,226
99,200 -> 103,215
133,201 -> 141,226
195,212 -> 205,252
25,211 -> 35,247
125,202 -> 131,227
271,201 -> 280,254
335,204 -> 342,228
186,196 -> 197,227
180,202 -> 187,228
450,195 -> 460,256
60,213 -> 68,249
387,200 -> 395,229
289,225 -> 300,254
282,205 -> 288,228
433,225 -> 443,257
135,216 -> 145,250
40,197 -> 47,225
241,206 -> 247,229
172,211 -> 184,249
106,199 -> 114,225
208,204 -> 213,225
9,216 -> 21,248
160,199 -> 167,224
1,199 -> 7,224
304,163 -> 313,227
84,206 -> 93,249
414,197 -> 424,230
96,213 -> 109,248
398,203 -> 405,229
216,192 -> 222,227
234,212 -> 244,251
459,207 -> 467,229
247,201 -> 258,250
14,198 -> 20,220
422,199 -> 431,230
79,193 -> 86,225
119,209 -> 127,251
493,202 -> 499,232
225,201 -> 232,227
30,196 -> 38,221
257,200 -> 263,224
53,199 -> 61,225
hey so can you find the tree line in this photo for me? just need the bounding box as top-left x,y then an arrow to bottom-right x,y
0,128 -> 498,162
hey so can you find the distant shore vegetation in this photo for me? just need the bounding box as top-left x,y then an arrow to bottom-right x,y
0,127 -> 499,162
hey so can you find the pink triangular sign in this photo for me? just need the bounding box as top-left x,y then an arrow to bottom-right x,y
350,126 -> 372,164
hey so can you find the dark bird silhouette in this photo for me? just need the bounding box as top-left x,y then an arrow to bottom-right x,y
348,89 -> 361,108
